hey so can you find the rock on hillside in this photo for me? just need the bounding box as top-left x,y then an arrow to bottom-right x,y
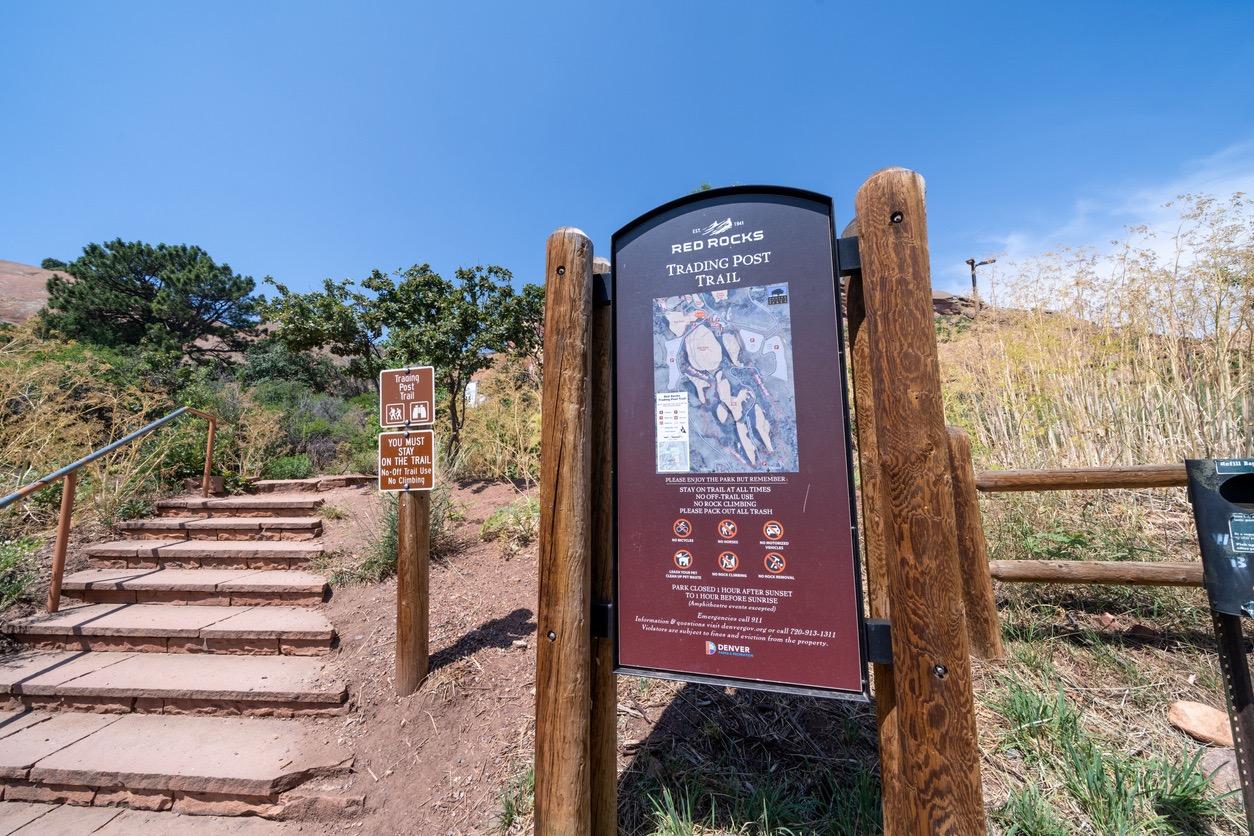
0,259 -> 60,325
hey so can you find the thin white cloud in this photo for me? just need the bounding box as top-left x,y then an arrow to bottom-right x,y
938,139 -> 1254,293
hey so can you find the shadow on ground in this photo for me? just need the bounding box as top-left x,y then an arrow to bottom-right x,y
429,607 -> 536,672
616,681 -> 882,835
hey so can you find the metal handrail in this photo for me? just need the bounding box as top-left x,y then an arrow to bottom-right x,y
0,405 -> 220,612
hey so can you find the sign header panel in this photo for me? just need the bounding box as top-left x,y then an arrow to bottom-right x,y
379,366 -> 435,427
1187,459 -> 1254,617
378,429 -> 435,492
612,186 -> 866,699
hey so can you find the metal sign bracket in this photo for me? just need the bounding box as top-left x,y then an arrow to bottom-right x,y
591,600 -> 613,640
836,235 -> 862,278
865,618 -> 893,665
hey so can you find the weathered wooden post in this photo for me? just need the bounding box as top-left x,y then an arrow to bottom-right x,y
947,426 -> 1005,661
844,226 -> 902,819
853,168 -> 986,832
396,489 -> 431,695
589,255 -> 618,835
535,227 -> 595,834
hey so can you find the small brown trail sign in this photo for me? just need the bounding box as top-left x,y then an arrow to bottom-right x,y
378,429 -> 435,492
379,368 -> 436,697
379,366 -> 435,427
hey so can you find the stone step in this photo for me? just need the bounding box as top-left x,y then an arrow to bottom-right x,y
0,711 -> 357,818
0,801 -> 298,834
252,475 -> 373,493
61,568 -> 329,607
86,540 -> 323,570
0,651 -> 348,716
3,603 -> 335,655
156,497 -> 324,518
115,516 -> 322,541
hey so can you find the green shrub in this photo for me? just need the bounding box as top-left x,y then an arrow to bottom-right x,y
333,484 -> 459,585
480,495 -> 539,557
0,537 -> 41,612
264,454 -> 313,480
994,786 -> 1069,836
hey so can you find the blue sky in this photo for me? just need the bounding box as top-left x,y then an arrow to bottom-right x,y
2,1 -> 1252,295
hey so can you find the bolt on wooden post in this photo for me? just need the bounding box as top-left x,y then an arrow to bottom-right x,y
853,168 -> 986,833
535,227 -> 595,835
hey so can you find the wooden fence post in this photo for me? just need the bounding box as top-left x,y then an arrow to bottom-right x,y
947,427 -> 1005,661
589,255 -> 618,835
46,471 -> 77,613
844,219 -> 903,821
396,489 -> 431,696
536,227 -> 595,835
855,168 -> 986,833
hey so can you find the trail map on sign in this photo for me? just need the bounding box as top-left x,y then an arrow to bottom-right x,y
653,284 -> 798,473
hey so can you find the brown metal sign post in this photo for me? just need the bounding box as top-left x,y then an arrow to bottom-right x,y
535,170 -> 986,835
379,374 -> 436,698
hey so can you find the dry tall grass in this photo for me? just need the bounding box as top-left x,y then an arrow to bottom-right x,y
0,326 -> 288,538
938,194 -> 1252,832
942,193 -> 1252,470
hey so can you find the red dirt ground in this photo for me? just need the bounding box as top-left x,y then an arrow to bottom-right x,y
315,479 -> 541,834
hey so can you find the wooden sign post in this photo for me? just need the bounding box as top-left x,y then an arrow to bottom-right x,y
379,367 -> 437,697
851,169 -> 985,832
535,169 -> 987,834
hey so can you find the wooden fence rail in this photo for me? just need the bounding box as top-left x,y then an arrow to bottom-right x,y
989,560 -> 1202,587
975,464 -> 1187,493
954,455 -> 1202,639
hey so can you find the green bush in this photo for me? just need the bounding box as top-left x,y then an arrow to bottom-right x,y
0,538 -> 41,611
333,484 -> 460,585
264,454 -> 314,480
480,495 -> 539,557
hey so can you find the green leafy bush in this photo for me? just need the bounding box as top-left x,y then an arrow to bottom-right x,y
264,454 -> 313,480
480,495 -> 539,557
0,537 -> 41,611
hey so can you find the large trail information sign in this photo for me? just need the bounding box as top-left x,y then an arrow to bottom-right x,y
612,187 -> 866,698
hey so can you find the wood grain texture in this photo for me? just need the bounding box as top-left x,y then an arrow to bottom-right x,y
844,228 -> 902,821
990,559 -> 1202,586
589,256 -> 617,836
855,168 -> 986,834
535,227 -> 595,835
976,464 -> 1186,492
395,489 -> 431,695
946,428 -> 1005,661
46,470 -> 77,613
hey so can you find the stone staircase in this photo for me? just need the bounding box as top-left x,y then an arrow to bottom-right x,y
0,491 -> 359,824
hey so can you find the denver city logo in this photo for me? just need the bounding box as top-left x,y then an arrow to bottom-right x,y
704,640 -> 752,658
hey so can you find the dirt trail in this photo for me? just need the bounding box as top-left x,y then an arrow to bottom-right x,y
317,480 -> 539,834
